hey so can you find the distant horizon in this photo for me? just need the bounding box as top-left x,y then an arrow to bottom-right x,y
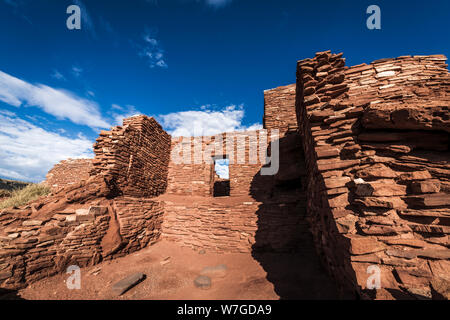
1,0 -> 449,182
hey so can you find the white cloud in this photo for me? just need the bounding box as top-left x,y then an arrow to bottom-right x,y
214,158 -> 229,179
0,113 -> 93,182
0,69 -> 110,129
157,105 -> 262,137
0,109 -> 16,117
138,30 -> 168,69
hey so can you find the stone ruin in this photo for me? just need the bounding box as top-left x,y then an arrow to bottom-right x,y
0,51 -> 449,300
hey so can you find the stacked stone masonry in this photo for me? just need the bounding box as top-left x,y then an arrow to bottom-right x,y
45,159 -> 93,191
0,175 -> 164,289
91,115 -> 171,198
163,128 -> 308,253
0,51 -> 449,300
295,51 -> 449,299
167,130 -> 278,197
264,84 -> 298,135
0,116 -> 168,289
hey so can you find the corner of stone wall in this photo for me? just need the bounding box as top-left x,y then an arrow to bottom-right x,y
92,115 -> 171,198
294,50 -> 359,298
295,50 -> 450,300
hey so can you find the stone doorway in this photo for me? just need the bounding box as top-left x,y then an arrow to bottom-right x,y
212,156 -> 230,197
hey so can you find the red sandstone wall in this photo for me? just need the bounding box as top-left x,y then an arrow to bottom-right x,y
45,159 -> 93,191
263,84 -> 297,135
296,51 -> 450,299
162,197 -> 261,252
163,131 -> 308,253
161,193 -> 308,254
167,130 -> 276,197
0,176 -> 164,289
0,115 -> 171,289
92,115 -> 171,198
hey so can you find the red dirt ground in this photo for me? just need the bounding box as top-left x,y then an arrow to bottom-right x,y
16,240 -> 341,300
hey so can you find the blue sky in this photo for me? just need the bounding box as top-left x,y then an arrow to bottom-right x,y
0,0 -> 449,182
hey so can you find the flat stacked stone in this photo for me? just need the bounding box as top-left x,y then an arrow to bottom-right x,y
295,51 -> 450,300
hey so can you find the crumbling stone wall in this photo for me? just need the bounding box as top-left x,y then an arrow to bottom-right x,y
264,84 -> 298,135
0,175 -> 164,289
296,51 -> 450,299
92,115 -> 171,198
45,159 -> 93,191
0,115 -> 170,290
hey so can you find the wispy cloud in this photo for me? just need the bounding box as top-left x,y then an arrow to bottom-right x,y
99,16 -> 114,34
71,66 -> 83,78
204,0 -> 232,8
137,29 -> 168,69
73,0 -> 96,37
2,0 -> 32,23
0,70 -> 110,129
157,105 -> 262,137
110,104 -> 141,125
0,113 -> 93,182
51,69 -> 66,81
3,0 -> 18,7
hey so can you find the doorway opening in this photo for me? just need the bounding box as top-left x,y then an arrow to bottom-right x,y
212,157 -> 230,197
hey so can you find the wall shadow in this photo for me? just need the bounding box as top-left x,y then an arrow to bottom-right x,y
249,132 -> 343,299
0,288 -> 24,300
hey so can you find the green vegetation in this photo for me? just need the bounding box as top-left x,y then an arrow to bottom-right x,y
0,183 -> 50,210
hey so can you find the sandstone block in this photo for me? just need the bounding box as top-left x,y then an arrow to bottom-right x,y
411,180 -> 441,194
22,220 -> 43,227
348,236 -> 385,255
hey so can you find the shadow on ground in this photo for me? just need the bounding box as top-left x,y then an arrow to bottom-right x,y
0,288 -> 24,300
249,133 -> 342,300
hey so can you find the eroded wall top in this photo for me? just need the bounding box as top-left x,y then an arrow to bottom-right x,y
91,115 -> 171,198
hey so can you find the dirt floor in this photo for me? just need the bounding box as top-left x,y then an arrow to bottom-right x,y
16,240 -> 341,300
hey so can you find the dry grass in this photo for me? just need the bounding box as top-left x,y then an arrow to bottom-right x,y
0,189 -> 11,198
0,183 -> 50,209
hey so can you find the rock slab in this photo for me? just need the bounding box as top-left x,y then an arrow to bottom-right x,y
111,272 -> 146,296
